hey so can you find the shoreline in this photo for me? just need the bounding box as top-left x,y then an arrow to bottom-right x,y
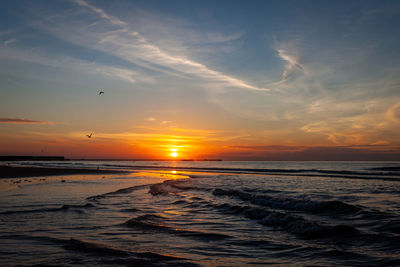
0,166 -> 130,179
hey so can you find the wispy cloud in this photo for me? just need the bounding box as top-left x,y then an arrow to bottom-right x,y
0,46 -> 151,84
230,145 -> 307,152
90,64 -> 153,84
0,118 -> 53,124
386,101 -> 400,122
68,126 -> 239,144
224,144 -> 400,161
146,117 -> 156,121
271,42 -> 305,85
3,38 -> 16,46
70,0 -> 268,91
73,0 -> 127,27
276,49 -> 304,81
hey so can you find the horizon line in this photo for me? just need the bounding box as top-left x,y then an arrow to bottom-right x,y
0,156 -> 399,162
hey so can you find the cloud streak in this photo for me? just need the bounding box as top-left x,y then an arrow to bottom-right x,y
224,144 -> 400,161
271,43 -> 305,85
0,46 -> 151,85
3,38 -> 16,46
386,101 -> 400,122
73,0 -> 127,27
0,118 -> 53,124
277,48 -> 304,81
72,0 -> 268,91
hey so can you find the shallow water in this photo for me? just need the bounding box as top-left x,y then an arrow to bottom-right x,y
0,161 -> 399,266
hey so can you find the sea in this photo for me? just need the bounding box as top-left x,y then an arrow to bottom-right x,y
0,161 -> 399,266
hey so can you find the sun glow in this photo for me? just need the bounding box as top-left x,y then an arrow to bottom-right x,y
170,148 -> 178,158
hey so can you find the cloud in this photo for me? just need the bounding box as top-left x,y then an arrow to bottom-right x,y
69,0 -> 268,91
73,0 -> 127,27
67,126 -> 237,144
0,118 -> 53,124
271,42 -> 305,85
3,38 -> 16,46
90,64 -> 153,84
230,143 -> 392,152
386,101 -> 400,122
0,46 -> 152,85
230,145 -> 307,152
204,32 -> 244,44
223,144 -> 400,161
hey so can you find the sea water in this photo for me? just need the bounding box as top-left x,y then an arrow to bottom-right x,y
0,161 -> 399,266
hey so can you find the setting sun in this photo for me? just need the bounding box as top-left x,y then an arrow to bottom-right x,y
170,148 -> 178,158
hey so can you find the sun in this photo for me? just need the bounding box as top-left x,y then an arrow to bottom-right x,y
170,148 -> 178,158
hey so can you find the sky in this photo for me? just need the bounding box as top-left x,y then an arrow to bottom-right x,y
1,0 -> 400,160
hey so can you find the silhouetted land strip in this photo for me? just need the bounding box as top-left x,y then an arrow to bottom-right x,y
0,156 -> 66,161
0,166 -> 129,179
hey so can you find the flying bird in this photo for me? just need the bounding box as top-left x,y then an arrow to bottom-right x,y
86,133 -> 93,138
99,91 -> 104,95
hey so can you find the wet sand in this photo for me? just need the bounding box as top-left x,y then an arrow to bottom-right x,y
0,166 -> 130,179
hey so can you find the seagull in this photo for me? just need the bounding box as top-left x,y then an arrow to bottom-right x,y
99,91 -> 104,95
86,133 -> 93,138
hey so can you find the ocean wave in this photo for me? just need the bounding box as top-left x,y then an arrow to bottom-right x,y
172,200 -> 189,205
63,238 -> 130,257
210,201 -> 400,249
372,219 -> 400,235
149,180 -> 194,195
260,212 -> 359,239
0,203 -> 95,215
213,188 -> 362,216
1,234 -> 197,266
149,183 -> 185,195
125,214 -> 168,230
63,238 -> 197,266
119,207 -> 141,213
125,214 -> 231,241
210,202 -> 360,239
230,239 -> 297,250
310,248 -> 397,266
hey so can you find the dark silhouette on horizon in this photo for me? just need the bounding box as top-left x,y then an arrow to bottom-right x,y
86,133 -> 93,138
99,91 -> 104,95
